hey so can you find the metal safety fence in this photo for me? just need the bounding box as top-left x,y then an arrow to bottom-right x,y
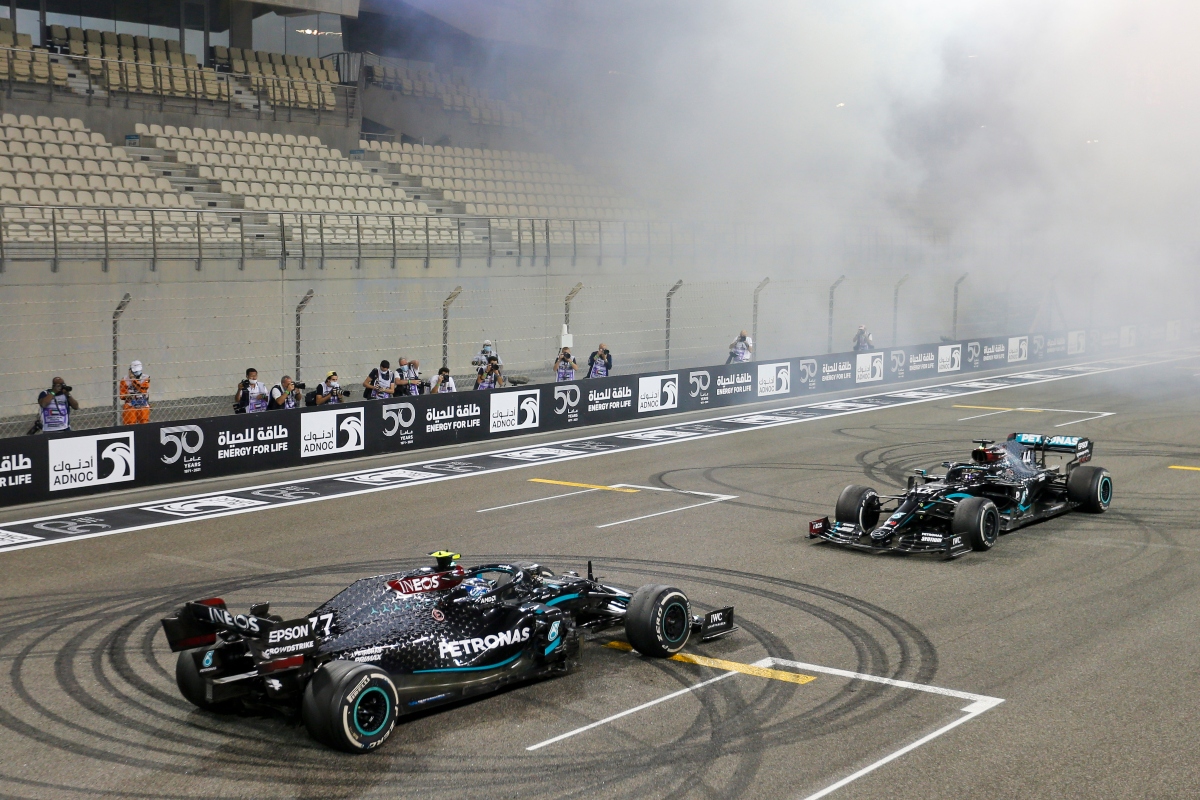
0,205 -> 802,273
0,273 -> 1030,438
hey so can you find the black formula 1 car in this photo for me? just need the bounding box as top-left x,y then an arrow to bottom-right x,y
808,433 -> 1112,559
161,552 -> 736,752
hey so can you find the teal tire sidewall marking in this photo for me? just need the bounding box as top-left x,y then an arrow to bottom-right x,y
352,686 -> 391,737
662,601 -> 688,643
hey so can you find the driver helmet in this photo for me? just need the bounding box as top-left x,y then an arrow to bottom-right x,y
460,576 -> 492,598
972,444 -> 1008,464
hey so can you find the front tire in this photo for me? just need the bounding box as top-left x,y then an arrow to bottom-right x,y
625,585 -> 691,658
302,661 -> 399,753
835,485 -> 881,530
1068,466 -> 1112,512
952,496 -> 1000,552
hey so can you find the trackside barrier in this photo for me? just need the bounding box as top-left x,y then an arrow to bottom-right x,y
0,329 -> 1104,508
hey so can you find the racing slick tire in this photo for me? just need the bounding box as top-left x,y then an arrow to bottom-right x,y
175,648 -> 240,714
952,496 -> 1001,552
835,485 -> 881,530
1067,466 -> 1112,513
625,585 -> 691,658
302,660 -> 399,753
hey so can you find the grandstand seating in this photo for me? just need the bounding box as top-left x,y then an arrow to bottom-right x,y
0,114 -> 250,245
35,26 -> 339,111
362,139 -> 642,220
365,62 -> 520,128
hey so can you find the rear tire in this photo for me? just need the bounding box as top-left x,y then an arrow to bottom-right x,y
175,649 -> 240,714
835,485 -> 880,530
625,585 -> 691,658
302,661 -> 399,753
1068,466 -> 1112,512
952,496 -> 1001,552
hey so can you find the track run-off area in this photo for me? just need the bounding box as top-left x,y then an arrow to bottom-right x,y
2,347 -> 1200,799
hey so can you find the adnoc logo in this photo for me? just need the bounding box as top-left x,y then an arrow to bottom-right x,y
757,363 -> 791,396
637,375 -> 679,413
490,390 -> 540,432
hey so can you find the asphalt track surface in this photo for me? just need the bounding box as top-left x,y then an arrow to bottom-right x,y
2,350 -> 1199,799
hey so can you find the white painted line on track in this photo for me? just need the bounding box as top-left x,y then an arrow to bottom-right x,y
768,657 -> 1003,800
0,349 -> 1191,554
525,661 -> 767,751
476,487 -> 599,513
595,496 -> 736,529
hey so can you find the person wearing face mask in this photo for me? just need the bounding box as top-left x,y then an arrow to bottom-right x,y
313,371 -> 349,405
119,360 -> 151,424
471,340 -> 502,374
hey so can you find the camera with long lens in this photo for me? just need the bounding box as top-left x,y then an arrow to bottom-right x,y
293,382 -> 306,390
57,385 -> 73,394
240,379 -> 251,390
339,389 -> 352,397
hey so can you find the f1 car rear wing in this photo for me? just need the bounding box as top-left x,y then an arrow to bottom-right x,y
1008,433 -> 1092,465
160,598 -> 332,661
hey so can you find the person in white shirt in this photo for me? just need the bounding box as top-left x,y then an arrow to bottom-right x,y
471,340 -> 502,373
314,371 -> 346,405
363,360 -> 396,399
727,330 -> 754,363
235,368 -> 270,413
431,366 -> 457,393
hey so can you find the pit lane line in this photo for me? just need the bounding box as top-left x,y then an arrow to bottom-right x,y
0,349 -> 1190,554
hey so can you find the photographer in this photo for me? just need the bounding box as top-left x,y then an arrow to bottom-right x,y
555,347 -> 579,381
474,356 -> 505,390
269,376 -> 304,410
852,324 -> 874,352
431,366 -> 456,393
727,330 -> 754,364
471,340 -> 502,373
313,371 -> 350,405
234,368 -> 269,414
36,377 -> 79,433
395,357 -> 425,396
587,343 -> 613,378
363,360 -> 396,399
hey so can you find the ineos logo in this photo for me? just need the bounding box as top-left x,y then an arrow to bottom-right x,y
160,425 -> 203,464
554,385 -> 580,413
382,402 -> 416,436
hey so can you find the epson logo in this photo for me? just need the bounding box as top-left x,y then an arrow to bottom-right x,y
268,623 -> 310,644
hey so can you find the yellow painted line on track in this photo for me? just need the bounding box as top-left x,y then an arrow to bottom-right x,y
604,641 -> 816,684
528,478 -> 639,493
1168,465 -> 1200,472
951,404 -> 1043,412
